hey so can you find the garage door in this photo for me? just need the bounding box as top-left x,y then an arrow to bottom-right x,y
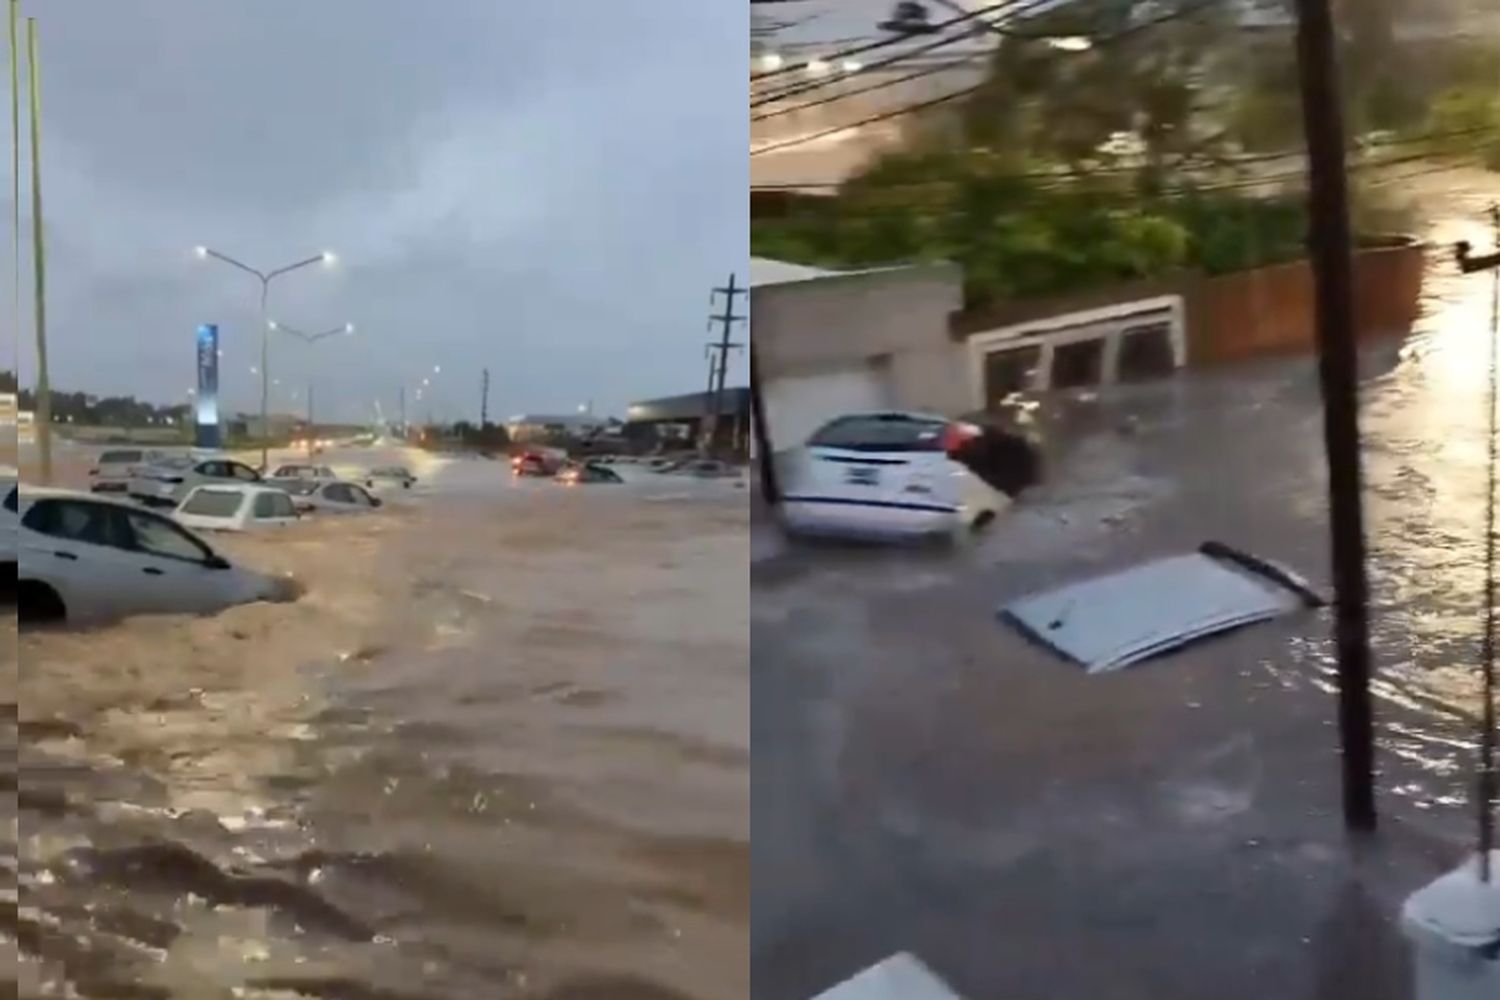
762,366 -> 893,451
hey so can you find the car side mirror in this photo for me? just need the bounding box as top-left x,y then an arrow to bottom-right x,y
204,554 -> 231,570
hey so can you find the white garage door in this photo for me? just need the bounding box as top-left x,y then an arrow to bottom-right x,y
763,367 -> 892,451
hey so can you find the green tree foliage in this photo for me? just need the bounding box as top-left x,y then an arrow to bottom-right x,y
751,149 -> 1308,308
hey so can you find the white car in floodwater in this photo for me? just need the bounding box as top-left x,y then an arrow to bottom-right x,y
268,463 -> 340,483
17,487 -> 292,624
272,478 -> 384,514
129,455 -> 264,507
89,447 -> 167,494
173,484 -> 301,533
779,411 -> 1011,541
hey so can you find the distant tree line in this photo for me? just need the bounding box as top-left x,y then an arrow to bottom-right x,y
0,370 -> 188,426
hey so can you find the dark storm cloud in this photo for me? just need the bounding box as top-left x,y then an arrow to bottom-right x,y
6,0 -> 747,420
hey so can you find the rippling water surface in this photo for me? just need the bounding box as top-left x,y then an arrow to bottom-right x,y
12,452 -> 747,999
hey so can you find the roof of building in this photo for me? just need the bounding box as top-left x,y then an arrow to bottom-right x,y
506,414 -> 607,428
627,388 -> 751,423
751,257 -> 836,287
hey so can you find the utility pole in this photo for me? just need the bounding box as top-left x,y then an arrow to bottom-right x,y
480,368 -> 489,427
705,273 -> 745,456
398,384 -> 406,439
1461,204 -> 1500,881
306,381 -> 314,457
26,16 -> 50,484
749,338 -> 778,502
1294,0 -> 1376,832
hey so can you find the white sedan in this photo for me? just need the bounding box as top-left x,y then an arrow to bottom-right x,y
779,411 -> 1011,541
273,479 -> 384,514
129,455 -> 264,507
174,484 -> 302,533
17,488 -> 291,624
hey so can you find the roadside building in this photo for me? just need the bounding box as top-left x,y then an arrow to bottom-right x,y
625,388 -> 751,457
751,255 -> 966,453
752,239 -> 1426,445
505,413 -> 608,446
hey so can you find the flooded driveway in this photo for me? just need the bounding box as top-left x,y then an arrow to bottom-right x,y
751,172 -> 1500,999
13,451 -> 748,999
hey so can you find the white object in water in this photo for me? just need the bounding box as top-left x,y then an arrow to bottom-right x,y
811,952 -> 964,1000
1002,543 -> 1320,673
1402,851 -> 1500,1000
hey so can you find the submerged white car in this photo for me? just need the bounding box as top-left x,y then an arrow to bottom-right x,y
129,455 -> 264,507
273,479 -> 383,514
174,484 -> 301,533
17,488 -> 290,624
779,412 -> 1011,540
89,447 -> 166,494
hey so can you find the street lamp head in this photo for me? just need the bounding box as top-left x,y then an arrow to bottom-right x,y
433,365 -> 441,374
344,322 -> 356,335
267,320 -> 279,330
193,245 -> 209,259
321,250 -> 338,267
1047,36 -> 1093,52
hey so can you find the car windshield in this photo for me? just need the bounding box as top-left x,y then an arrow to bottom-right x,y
807,415 -> 948,453
277,480 -> 320,496
180,489 -> 244,517
99,450 -> 143,464
153,456 -> 196,471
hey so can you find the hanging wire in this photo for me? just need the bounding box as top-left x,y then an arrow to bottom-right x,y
1482,201 -> 1500,882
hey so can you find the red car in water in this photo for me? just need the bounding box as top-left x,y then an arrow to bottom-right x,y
511,451 -> 562,477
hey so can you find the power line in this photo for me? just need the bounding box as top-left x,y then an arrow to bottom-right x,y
751,124 -> 1500,185
751,0 -> 1019,84
754,45 -> 993,122
751,0 -> 1230,155
752,10 -> 1018,107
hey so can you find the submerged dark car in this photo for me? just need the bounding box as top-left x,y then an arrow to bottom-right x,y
557,462 -> 623,485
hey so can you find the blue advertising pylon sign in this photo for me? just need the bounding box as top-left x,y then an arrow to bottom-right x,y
195,323 -> 220,449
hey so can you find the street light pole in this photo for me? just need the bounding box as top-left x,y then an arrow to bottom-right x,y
264,320 -> 354,457
194,245 -> 333,470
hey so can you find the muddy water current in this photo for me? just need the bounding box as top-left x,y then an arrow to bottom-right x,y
8,456 -> 748,999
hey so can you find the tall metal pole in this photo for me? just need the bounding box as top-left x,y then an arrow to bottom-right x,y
26,16 -> 50,484
10,0 -> 19,389
398,385 -> 406,438
1294,0 -> 1376,832
258,278 -> 269,469
307,380 -> 314,458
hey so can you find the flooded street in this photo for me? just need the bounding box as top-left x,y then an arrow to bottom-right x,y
13,451 -> 748,999
752,171 -> 1500,999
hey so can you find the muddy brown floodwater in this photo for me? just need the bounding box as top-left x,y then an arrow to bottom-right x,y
11,456 -> 748,999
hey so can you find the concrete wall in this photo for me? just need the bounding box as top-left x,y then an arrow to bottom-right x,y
753,262 -> 967,416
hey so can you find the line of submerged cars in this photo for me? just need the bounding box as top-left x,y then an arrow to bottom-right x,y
510,448 -> 741,485
9,449 -> 419,626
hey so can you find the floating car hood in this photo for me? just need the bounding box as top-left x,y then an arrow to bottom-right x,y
1002,542 -> 1324,673
812,953 -> 964,1000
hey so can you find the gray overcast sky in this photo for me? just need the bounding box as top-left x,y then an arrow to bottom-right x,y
5,0 -> 746,423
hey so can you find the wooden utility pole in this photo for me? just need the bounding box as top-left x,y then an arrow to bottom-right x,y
1462,204 -> 1500,880
1294,0 -> 1376,832
749,338 -> 779,502
480,368 -> 490,427
705,273 -> 745,456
